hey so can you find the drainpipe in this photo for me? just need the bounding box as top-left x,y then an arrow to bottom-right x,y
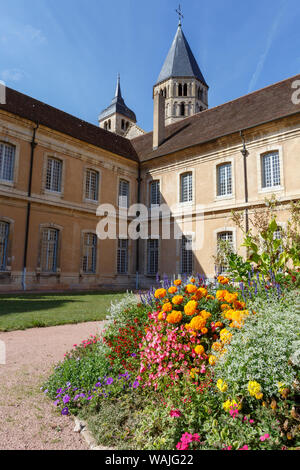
240,130 -> 249,233
135,164 -> 142,290
22,122 -> 39,291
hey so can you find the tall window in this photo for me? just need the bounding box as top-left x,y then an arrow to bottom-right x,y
262,152 -> 280,188
40,228 -> 59,273
180,102 -> 185,116
181,235 -> 193,274
119,179 -> 129,208
178,84 -> 183,96
217,231 -> 233,274
117,239 -> 128,274
150,180 -> 160,206
180,172 -> 193,203
0,143 -> 15,182
147,239 -> 159,275
82,233 -> 97,274
85,169 -> 99,201
46,158 -> 62,193
0,221 -> 9,271
217,163 -> 232,196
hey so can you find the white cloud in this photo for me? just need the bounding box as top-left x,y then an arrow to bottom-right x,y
248,5 -> 284,93
0,68 -> 27,82
0,24 -> 46,46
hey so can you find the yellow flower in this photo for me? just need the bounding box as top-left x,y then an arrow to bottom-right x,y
206,294 -> 214,300
162,302 -> 173,313
215,322 -> 223,328
224,291 -> 238,304
158,312 -> 164,321
199,310 -> 211,320
212,342 -> 223,352
184,300 -> 198,316
201,327 -> 208,334
168,286 -> 178,294
248,380 -> 262,397
190,368 -> 199,379
217,379 -> 228,392
216,290 -> 227,301
220,328 -> 232,344
154,288 -> 167,299
174,279 -> 182,286
197,287 -> 208,298
166,311 -> 183,324
194,345 -> 205,355
208,355 -> 217,366
255,392 -> 263,400
172,295 -> 184,305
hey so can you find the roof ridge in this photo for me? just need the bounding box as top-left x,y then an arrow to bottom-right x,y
132,73 -> 300,142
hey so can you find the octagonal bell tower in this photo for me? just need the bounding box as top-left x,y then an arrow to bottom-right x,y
153,21 -> 209,126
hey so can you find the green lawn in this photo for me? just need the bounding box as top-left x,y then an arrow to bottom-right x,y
0,291 -> 126,332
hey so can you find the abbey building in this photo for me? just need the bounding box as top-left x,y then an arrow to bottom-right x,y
0,22 -> 300,291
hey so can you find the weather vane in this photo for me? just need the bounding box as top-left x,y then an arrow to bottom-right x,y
176,4 -> 184,26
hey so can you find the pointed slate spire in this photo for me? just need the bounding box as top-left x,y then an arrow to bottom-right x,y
156,24 -> 207,86
99,74 -> 136,122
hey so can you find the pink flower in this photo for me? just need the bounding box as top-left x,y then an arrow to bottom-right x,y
260,433 -> 270,442
170,409 -> 182,418
239,445 -> 249,450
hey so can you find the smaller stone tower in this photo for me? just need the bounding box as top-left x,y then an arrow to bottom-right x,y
98,75 -> 137,136
153,21 -> 209,126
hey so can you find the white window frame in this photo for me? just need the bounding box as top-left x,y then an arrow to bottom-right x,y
40,227 -> 60,273
179,170 -> 194,205
214,227 -> 237,275
217,162 -> 232,197
117,238 -> 128,275
180,234 -> 193,275
257,146 -> 284,194
149,179 -> 161,207
84,168 -> 100,203
81,232 -> 98,274
45,157 -> 63,194
0,142 -> 15,184
118,178 -> 130,209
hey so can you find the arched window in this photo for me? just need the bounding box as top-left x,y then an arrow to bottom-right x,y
82,233 -> 97,274
0,221 -> 9,271
126,122 -> 130,130
217,163 -> 232,197
104,122 -> 108,130
46,157 -> 62,193
121,119 -> 125,130
180,102 -> 185,116
40,228 -> 59,273
108,120 -> 111,130
85,169 -> 99,201
178,84 -> 183,96
183,84 -> 187,96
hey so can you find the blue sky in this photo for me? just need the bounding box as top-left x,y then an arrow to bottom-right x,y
0,0 -> 299,132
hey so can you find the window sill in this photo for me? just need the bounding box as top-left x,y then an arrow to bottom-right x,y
0,179 -> 14,187
215,194 -> 234,202
258,186 -> 284,194
84,199 -> 99,205
44,190 -> 63,198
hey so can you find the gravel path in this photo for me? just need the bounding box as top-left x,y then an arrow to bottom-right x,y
0,321 -> 105,450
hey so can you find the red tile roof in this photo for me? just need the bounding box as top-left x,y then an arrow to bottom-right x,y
132,74 -> 300,162
0,87 -> 139,162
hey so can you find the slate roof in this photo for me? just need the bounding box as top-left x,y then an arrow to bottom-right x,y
132,74 -> 300,162
156,24 -> 207,86
98,75 -> 136,122
0,86 -> 139,162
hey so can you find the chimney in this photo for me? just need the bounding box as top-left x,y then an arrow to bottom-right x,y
153,91 -> 165,149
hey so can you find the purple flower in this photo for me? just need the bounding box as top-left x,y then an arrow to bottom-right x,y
95,382 -> 102,387
131,353 -> 137,358
54,400 -> 60,407
61,407 -> 69,416
63,395 -> 70,404
132,380 -> 140,389
57,388 -> 62,393
106,377 -> 114,385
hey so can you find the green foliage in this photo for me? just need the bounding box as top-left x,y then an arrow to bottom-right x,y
227,253 -> 252,282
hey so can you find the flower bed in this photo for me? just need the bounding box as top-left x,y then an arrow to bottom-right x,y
43,278 -> 300,450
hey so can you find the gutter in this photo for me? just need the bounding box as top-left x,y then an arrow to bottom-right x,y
240,130 -> 249,233
22,122 -> 39,291
135,163 -> 142,289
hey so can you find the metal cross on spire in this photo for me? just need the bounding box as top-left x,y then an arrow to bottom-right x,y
176,4 -> 184,26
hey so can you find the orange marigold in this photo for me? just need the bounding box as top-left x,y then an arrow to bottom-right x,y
216,290 -> 227,301
172,295 -> 184,305
168,286 -> 178,294
167,310 -> 183,324
154,288 -> 167,299
186,284 -> 197,294
197,287 -> 208,298
201,327 -> 208,334
189,315 -> 206,330
174,279 -> 182,286
162,302 -> 173,313
208,355 -> 217,365
194,345 -> 205,355
184,300 -> 198,316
